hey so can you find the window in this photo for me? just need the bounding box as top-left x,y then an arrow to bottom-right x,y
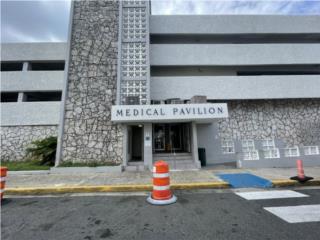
243,151 -> 259,161
23,91 -> 62,102
263,149 -> 280,159
29,61 -> 65,71
303,146 -> 319,155
151,100 -> 165,105
262,139 -> 275,150
242,140 -> 255,152
242,140 -> 259,160
262,139 -> 280,158
1,62 -> 23,71
221,139 -> 235,154
0,92 -> 19,102
284,147 -> 300,157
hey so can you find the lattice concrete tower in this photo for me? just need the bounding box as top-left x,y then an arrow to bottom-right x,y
117,0 -> 150,105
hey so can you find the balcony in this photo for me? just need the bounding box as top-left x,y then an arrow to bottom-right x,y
150,44 -> 320,66
1,71 -> 64,92
1,102 -> 61,126
151,75 -> 320,100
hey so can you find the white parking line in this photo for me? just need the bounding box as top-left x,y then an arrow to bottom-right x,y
235,190 -> 308,200
264,204 -> 320,223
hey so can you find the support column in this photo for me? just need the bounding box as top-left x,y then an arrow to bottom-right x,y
122,124 -> 128,168
17,92 -> 24,102
192,122 -> 201,168
143,123 -> 153,170
22,62 -> 29,71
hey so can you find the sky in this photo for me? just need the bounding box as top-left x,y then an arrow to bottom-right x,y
1,0 -> 320,43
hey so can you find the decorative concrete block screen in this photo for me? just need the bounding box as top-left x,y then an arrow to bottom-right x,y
118,0 -> 150,105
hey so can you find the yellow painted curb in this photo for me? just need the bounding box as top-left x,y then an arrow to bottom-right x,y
171,182 -> 230,190
5,179 -> 319,195
5,182 -> 230,195
272,179 -> 320,187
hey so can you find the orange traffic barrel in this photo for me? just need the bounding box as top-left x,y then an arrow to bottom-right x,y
1,167 -> 8,200
147,160 -> 177,205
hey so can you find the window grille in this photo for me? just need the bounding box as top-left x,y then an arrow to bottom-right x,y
284,147 -> 300,157
242,140 -> 255,152
221,140 -> 235,154
303,146 -> 319,155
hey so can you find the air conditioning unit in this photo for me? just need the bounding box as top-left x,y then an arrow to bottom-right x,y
125,96 -> 140,105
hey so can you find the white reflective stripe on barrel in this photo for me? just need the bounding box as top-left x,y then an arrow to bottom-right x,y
153,185 -> 170,191
153,173 -> 169,178
0,177 -> 6,182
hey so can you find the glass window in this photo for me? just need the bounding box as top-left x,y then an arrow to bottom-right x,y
303,146 -> 319,155
242,140 -> 255,152
284,147 -> 300,157
263,148 -> 280,159
262,139 -> 275,150
243,150 -> 259,161
221,139 -> 235,154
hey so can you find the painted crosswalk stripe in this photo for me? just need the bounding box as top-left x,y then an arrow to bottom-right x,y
235,190 -> 308,200
264,204 -> 320,223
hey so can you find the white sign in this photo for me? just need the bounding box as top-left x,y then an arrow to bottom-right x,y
111,103 -> 228,122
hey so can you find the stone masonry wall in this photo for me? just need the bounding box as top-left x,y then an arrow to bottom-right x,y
218,99 -> 320,146
1,126 -> 58,161
60,0 -> 123,164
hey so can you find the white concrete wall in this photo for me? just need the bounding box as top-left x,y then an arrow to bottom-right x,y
1,102 -> 60,126
1,71 -> 64,91
150,44 -> 320,66
197,123 -> 236,165
150,15 -> 320,34
1,43 -> 67,61
151,75 -> 320,100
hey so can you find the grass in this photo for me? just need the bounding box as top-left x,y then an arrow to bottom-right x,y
1,161 -> 51,171
58,161 -> 120,167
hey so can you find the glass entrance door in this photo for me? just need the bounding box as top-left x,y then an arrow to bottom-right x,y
169,124 -> 182,151
154,124 -> 165,151
153,123 -> 191,153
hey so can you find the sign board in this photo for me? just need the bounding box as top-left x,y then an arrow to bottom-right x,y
111,103 -> 228,122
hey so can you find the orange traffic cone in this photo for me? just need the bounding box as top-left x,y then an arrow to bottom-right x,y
147,160 -> 177,205
290,159 -> 313,183
1,167 -> 8,200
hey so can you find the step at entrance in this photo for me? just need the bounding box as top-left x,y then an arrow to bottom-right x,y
153,153 -> 199,170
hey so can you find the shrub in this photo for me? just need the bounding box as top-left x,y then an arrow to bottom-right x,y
26,136 -> 57,166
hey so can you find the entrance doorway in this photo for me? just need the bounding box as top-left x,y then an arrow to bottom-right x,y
153,123 -> 191,153
128,125 -> 143,162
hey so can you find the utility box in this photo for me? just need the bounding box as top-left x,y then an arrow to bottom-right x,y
198,148 -> 206,167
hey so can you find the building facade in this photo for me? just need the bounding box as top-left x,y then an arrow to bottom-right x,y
1,0 -> 320,170
1,43 -> 66,161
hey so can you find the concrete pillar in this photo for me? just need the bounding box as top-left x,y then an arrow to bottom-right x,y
122,124 -> 128,167
22,62 -> 29,71
191,122 -> 201,168
17,92 -> 24,102
143,123 -> 153,170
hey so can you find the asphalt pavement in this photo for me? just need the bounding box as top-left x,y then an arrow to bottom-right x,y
2,188 -> 320,240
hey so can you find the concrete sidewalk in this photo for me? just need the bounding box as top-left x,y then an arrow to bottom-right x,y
4,167 -> 320,195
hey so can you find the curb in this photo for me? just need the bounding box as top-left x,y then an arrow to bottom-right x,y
4,179 -> 320,195
5,182 -> 230,195
271,179 -> 320,187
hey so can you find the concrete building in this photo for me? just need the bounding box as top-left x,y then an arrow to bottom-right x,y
1,0 -> 320,170
1,43 -> 66,161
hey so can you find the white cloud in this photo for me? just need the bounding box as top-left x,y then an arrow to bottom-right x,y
151,0 -> 320,15
2,24 -> 40,42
